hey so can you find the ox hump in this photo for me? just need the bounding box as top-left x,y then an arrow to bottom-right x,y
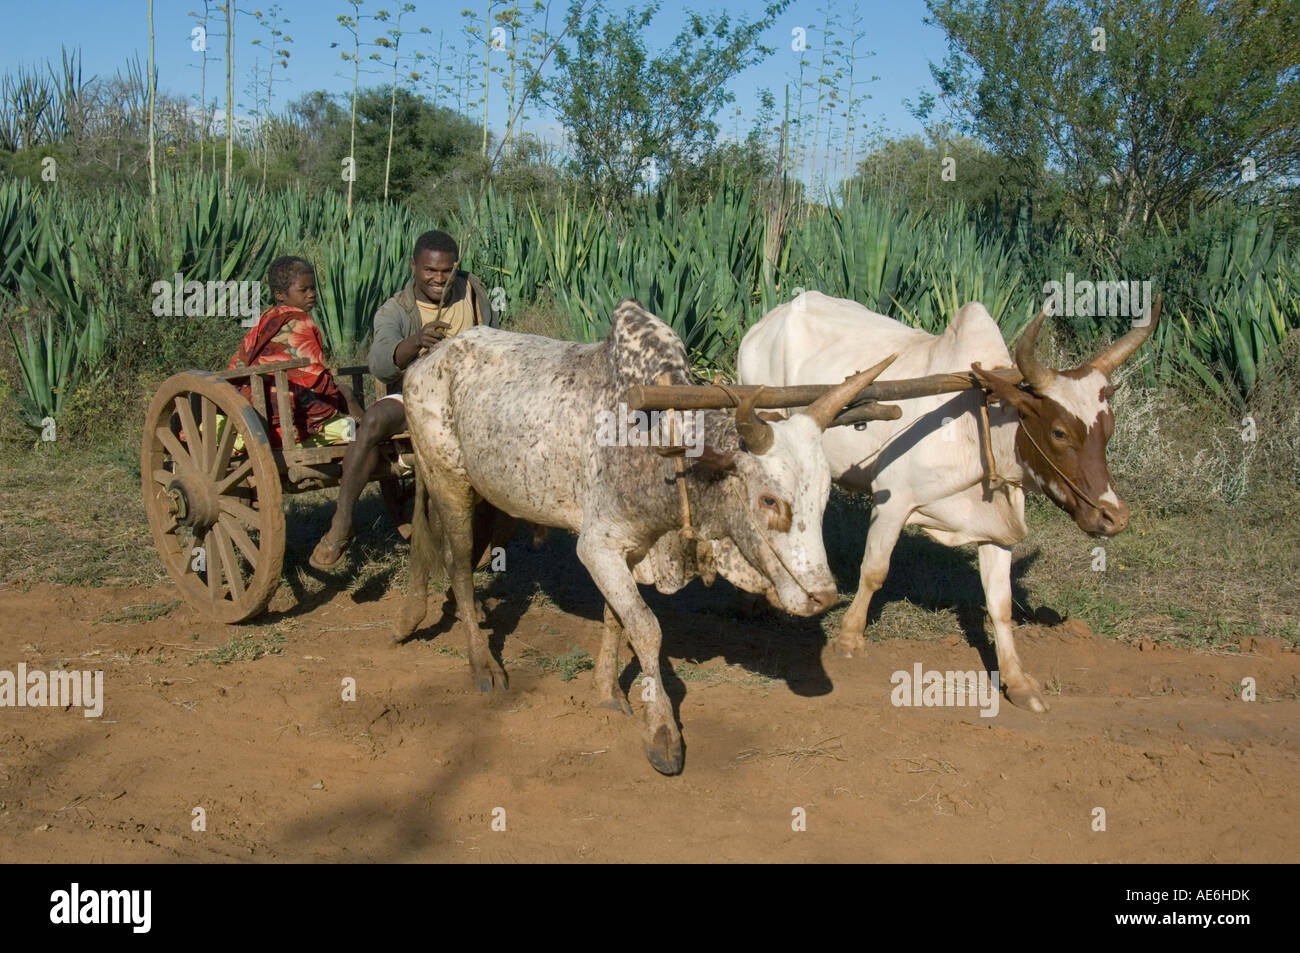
609,299 -> 692,390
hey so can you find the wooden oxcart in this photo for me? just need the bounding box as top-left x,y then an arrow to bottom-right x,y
141,358 -> 413,623
141,351 -> 1021,624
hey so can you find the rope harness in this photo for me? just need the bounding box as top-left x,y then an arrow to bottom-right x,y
979,387 -> 1103,510
978,392 -> 1021,492
652,375 -> 820,602
1012,411 -> 1105,511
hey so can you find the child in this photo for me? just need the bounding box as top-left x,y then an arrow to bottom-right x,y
229,256 -> 363,447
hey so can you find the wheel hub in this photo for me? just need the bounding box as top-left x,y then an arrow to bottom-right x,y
166,477 -> 218,529
165,484 -> 189,522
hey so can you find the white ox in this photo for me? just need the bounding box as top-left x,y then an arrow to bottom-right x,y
738,291 -> 1159,712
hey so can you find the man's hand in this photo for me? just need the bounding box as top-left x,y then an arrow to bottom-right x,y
394,321 -> 452,370
419,321 -> 451,349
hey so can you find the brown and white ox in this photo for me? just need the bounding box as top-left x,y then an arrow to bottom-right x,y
738,291 -> 1159,712
395,299 -> 886,775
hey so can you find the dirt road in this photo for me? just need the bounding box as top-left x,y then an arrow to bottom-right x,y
1,579 -> 1296,863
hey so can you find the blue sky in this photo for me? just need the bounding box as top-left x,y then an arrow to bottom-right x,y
0,0 -> 951,180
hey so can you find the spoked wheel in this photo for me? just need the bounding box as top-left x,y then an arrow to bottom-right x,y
142,372 -> 286,623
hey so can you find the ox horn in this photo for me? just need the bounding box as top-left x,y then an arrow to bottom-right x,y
734,386 -> 775,455
1014,310 -> 1057,392
1087,293 -> 1162,378
801,354 -> 898,431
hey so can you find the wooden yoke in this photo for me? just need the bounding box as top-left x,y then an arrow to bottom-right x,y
652,371 -> 696,543
627,367 -> 1022,413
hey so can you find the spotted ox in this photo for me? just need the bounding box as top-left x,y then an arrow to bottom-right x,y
395,299 -> 886,775
738,291 -> 1159,712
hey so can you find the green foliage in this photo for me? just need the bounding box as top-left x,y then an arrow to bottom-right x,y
527,178 -> 770,368
550,0 -> 791,210
1,168 -> 1296,441
1162,212 -> 1300,409
198,629 -> 287,665
529,644 -> 595,682
851,133 -> 1043,220
285,87 -> 483,208
781,185 -> 1024,333
8,310 -> 78,426
926,0 -> 1300,246
313,200 -> 416,358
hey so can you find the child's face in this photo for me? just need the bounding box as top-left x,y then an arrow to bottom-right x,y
276,271 -> 317,312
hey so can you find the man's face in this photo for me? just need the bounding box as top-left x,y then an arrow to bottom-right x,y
412,249 -> 456,303
275,271 -> 317,313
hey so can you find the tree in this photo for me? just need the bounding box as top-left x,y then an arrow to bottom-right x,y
550,0 -> 791,211
461,3 -> 503,157
221,1 -> 234,195
926,0 -> 1300,252
249,4 -> 293,194
840,3 -> 877,183
332,0 -> 383,218
147,0 -> 157,199
374,3 -> 422,201
496,1 -> 523,156
186,4 -> 217,174
850,133 -> 1039,216
411,30 -> 454,113
516,0 -> 554,142
285,86 -> 482,204
806,2 -> 841,195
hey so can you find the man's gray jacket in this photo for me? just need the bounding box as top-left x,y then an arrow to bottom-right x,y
368,272 -> 499,395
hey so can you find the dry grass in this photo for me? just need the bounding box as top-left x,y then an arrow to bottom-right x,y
0,443 -> 165,588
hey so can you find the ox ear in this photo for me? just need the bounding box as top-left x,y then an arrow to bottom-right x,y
757,410 -> 785,423
971,362 -> 1036,414
694,444 -> 738,472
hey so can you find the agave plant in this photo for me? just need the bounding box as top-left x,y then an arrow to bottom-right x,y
8,312 -> 78,427
1158,213 -> 1300,409
159,170 -> 281,283
314,204 -> 415,359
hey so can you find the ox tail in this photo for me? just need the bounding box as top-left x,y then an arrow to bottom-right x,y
409,468 -> 448,585
395,468 -> 437,640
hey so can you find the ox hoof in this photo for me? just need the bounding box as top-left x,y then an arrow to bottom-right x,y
598,695 -> 633,716
644,725 -> 683,776
833,632 -> 867,658
1007,678 -> 1050,713
473,661 -> 509,693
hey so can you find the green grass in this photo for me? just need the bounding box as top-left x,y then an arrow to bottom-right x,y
670,660 -> 776,689
525,645 -> 595,682
93,600 -> 180,625
197,630 -> 287,666
0,443 -> 164,588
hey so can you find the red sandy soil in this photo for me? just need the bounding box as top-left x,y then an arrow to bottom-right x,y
1,582 -> 1296,862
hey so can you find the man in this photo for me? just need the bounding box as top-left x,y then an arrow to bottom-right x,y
310,230 -> 497,570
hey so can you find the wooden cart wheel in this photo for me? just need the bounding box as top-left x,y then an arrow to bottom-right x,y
142,371 -> 286,623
